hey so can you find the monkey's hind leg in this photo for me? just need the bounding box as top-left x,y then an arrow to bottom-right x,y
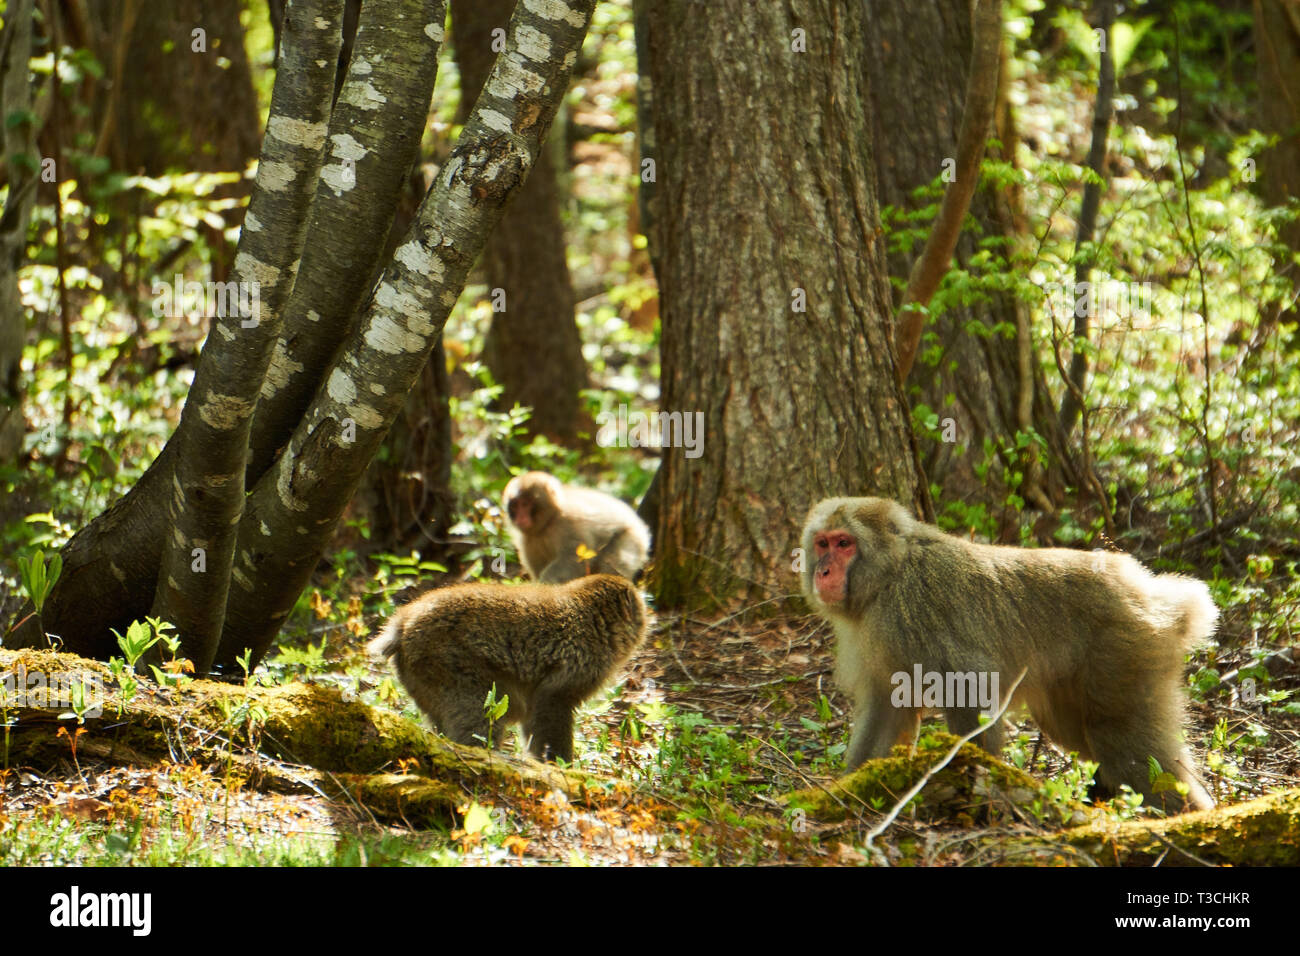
425,682 -> 507,752
1086,716 -> 1213,813
521,682 -> 578,763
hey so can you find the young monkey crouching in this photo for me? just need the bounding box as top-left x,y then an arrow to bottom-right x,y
368,574 -> 649,763
503,471 -> 651,583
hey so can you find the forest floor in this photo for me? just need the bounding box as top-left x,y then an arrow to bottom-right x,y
4,593 -> 1298,866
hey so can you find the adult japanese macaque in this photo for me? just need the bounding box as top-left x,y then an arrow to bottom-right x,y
503,471 -> 651,583
368,575 -> 649,763
800,497 -> 1217,813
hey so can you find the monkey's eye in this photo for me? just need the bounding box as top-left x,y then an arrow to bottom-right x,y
835,537 -> 854,550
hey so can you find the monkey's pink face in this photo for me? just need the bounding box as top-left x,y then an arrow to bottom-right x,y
812,530 -> 856,604
507,495 -> 534,530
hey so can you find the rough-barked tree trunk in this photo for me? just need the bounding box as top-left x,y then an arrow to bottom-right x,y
0,0 -> 36,465
7,0 -> 597,671
82,0 -> 261,176
451,0 -> 588,444
643,0 -> 925,609
865,0 -> 1066,503
1253,0 -> 1300,340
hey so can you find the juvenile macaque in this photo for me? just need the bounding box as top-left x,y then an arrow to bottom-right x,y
801,497 -> 1217,812
503,471 -> 651,583
367,575 -> 648,762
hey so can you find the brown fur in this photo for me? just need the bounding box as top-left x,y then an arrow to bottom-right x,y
368,575 -> 648,762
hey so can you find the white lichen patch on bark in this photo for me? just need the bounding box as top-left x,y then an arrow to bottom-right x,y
321,133 -> 368,193
244,211 -> 263,233
342,402 -> 382,430
326,369 -> 383,430
197,392 -> 254,430
363,314 -> 423,355
260,521 -> 272,536
257,161 -> 297,192
267,115 -> 329,150
215,323 -> 236,342
339,79 -> 386,111
425,21 -> 445,41
321,167 -> 358,194
369,382 -> 386,395
487,54 -> 545,100
326,367 -> 357,405
516,25 -> 552,61
330,132 -> 368,161
314,16 -> 331,29
306,309 -> 321,322
524,0 -> 586,28
263,339 -> 305,396
374,280 -> 426,320
479,109 -> 513,133
349,56 -> 374,76
394,238 -> 444,282
235,251 -> 283,289
231,567 -> 253,589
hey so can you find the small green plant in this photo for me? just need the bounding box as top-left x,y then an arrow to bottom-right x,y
147,630 -> 194,688
480,683 -> 509,750
107,657 -> 138,717
112,617 -> 173,669
235,648 -> 254,686
1028,756 -> 1097,824
59,679 -> 94,725
16,549 -> 62,614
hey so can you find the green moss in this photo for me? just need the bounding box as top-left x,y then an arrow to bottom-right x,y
784,733 -> 1052,823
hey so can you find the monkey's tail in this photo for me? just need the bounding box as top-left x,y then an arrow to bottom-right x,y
366,616 -> 402,660
1150,575 -> 1220,649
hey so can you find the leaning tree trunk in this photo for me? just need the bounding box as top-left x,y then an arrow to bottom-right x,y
353,168 -> 457,559
642,0 -> 926,609
0,0 -> 36,465
866,0 -> 1066,504
450,0 -> 589,444
7,0 -> 597,671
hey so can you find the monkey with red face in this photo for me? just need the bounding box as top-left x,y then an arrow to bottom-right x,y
503,471 -> 651,584
801,496 -> 1217,813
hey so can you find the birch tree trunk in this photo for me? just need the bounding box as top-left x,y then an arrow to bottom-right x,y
7,0 -> 598,671
0,0 -> 36,464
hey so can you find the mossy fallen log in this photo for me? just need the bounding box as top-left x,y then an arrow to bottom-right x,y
1026,789 -> 1300,866
782,731 -> 1300,865
0,648 -> 600,811
783,733 -> 1079,826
